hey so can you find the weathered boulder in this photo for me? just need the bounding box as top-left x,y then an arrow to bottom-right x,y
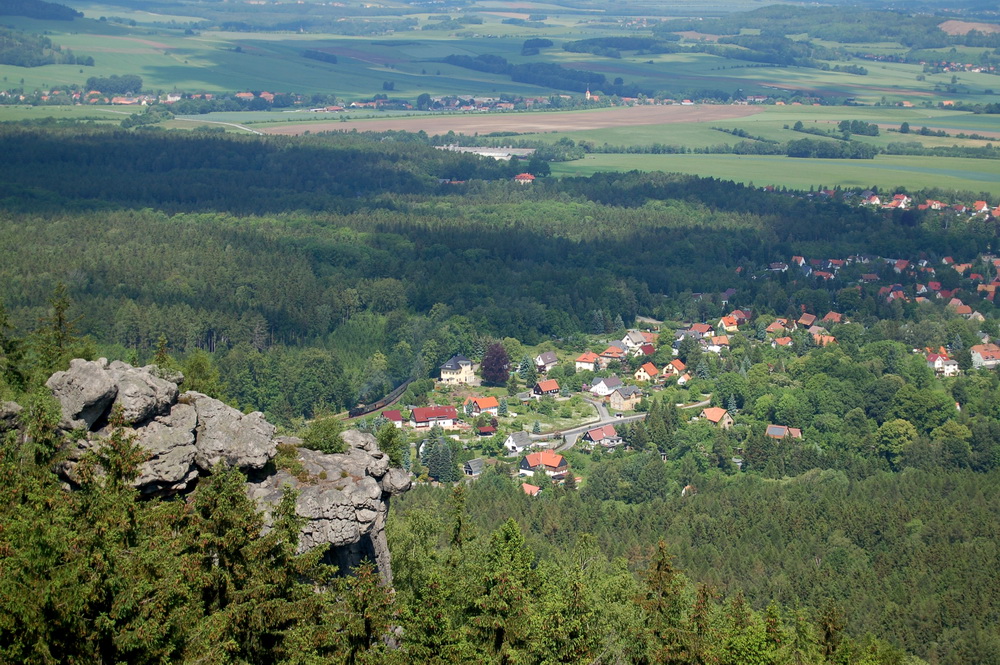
187,392 -> 276,471
133,403 -> 198,494
46,358 -> 118,430
107,361 -> 179,426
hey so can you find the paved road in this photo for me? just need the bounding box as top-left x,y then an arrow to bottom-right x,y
553,396 -> 712,451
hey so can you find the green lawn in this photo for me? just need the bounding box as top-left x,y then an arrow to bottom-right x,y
550,153 -> 1000,196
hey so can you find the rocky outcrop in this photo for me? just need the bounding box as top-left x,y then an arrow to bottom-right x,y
46,358 -> 119,430
187,392 -> 276,471
36,358 -> 410,581
247,432 -> 411,584
106,360 -> 178,426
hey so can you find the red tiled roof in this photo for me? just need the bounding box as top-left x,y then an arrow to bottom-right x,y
536,379 -> 560,392
702,407 -> 729,423
465,396 -> 500,410
524,450 -> 566,470
411,405 -> 457,423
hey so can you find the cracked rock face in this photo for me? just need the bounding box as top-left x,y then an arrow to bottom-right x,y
107,361 -> 179,426
247,433 -> 411,583
187,392 -> 276,472
37,359 -> 410,580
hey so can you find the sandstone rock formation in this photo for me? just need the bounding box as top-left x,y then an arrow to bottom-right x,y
247,432 -> 411,583
32,358 -> 409,580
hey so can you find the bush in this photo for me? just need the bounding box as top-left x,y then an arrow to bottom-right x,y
302,417 -> 346,454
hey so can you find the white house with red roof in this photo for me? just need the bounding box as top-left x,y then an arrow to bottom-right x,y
583,424 -> 621,447
634,362 -> 659,382
513,173 -> 536,184
575,351 -> 599,372
382,410 -> 403,428
464,396 -> 500,416
410,405 -> 458,428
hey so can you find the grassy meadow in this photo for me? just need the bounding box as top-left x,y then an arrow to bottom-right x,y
550,153 -> 1000,196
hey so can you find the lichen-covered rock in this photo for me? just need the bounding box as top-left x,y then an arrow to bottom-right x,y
46,358 -> 118,430
133,403 -> 198,494
107,361 -> 179,426
187,392 -> 276,471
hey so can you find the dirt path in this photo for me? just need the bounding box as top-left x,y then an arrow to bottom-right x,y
262,104 -> 765,136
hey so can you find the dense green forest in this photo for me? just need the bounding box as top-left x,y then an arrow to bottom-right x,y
0,124 -> 995,421
2,123 -> 1000,663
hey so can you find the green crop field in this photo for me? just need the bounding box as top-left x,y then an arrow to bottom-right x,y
550,153 -> 1000,196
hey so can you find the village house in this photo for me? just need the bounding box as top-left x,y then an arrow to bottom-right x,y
410,406 -> 458,429
700,407 -> 734,429
464,396 -> 500,416
813,334 -> 837,347
687,323 -> 714,339
634,343 -> 656,358
927,352 -> 960,377
533,379 -> 560,396
520,450 -> 568,476
766,424 -> 803,439
598,346 -> 627,368
661,359 -> 687,379
589,376 -> 623,397
610,385 -> 643,411
717,316 -> 739,333
797,313 -> 817,327
971,343 -> 1000,369
535,351 -> 559,373
575,351 -> 600,372
707,336 -> 730,354
583,424 -> 621,447
765,319 -> 790,334
464,458 -> 485,478
621,330 -> 648,351
522,482 -> 541,497
634,362 -> 659,382
504,431 -> 533,454
773,336 -> 794,348
439,354 -> 475,384
382,410 -> 403,428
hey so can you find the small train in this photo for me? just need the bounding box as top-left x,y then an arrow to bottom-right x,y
348,378 -> 414,419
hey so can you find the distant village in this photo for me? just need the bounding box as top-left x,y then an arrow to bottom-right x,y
375,234 -> 1000,495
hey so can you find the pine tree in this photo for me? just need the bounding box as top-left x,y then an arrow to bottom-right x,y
35,282 -> 84,375
498,397 -> 508,417
640,541 -> 690,664
469,519 -> 538,663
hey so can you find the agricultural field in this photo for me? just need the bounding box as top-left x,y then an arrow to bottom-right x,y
550,152 -> 1000,196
